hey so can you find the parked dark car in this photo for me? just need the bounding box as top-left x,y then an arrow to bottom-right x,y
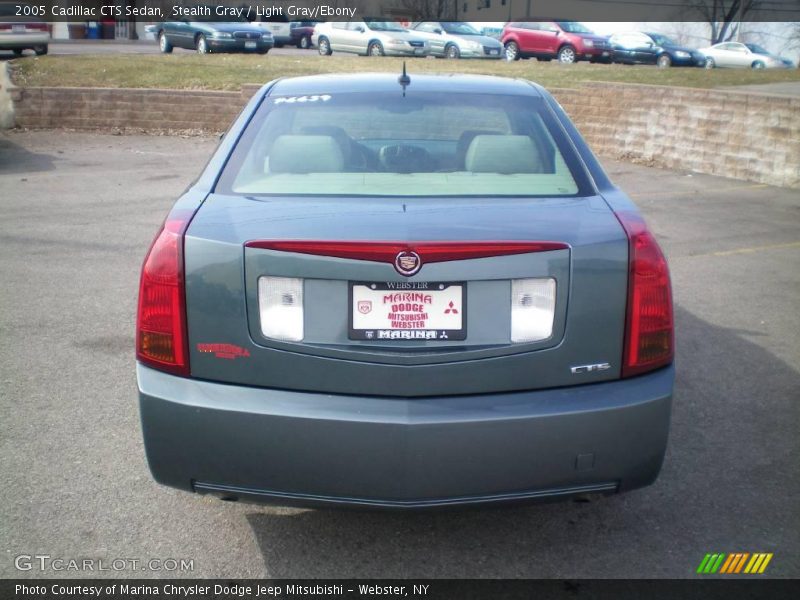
290,20 -> 318,49
136,72 -> 674,509
502,21 -> 611,63
153,11 -> 273,54
609,31 -> 705,67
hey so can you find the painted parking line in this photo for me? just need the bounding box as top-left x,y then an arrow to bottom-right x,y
674,241 -> 800,261
710,241 -> 800,257
630,183 -> 770,199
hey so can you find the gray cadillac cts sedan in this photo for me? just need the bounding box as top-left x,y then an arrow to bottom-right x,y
137,73 -> 674,509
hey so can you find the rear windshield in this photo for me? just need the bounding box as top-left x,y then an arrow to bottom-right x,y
216,91 -> 588,197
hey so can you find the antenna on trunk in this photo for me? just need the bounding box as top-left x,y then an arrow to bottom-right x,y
398,61 -> 411,96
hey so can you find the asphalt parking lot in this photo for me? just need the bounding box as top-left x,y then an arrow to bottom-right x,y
0,130 -> 798,579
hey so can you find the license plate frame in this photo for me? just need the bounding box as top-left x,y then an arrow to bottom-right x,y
349,282 -> 466,341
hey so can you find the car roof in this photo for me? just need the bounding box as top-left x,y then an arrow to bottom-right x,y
268,73 -> 544,97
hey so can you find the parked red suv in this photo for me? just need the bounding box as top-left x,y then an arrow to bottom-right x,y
502,21 -> 611,63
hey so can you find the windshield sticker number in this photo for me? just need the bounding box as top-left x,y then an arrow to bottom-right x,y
273,95 -> 332,105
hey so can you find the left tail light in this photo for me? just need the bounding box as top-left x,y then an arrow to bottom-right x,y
136,210 -> 194,376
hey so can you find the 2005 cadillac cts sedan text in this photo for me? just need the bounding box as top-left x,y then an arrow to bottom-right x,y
136,73 -> 674,509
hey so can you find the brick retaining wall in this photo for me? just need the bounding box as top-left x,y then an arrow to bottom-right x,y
552,82 -> 799,189
9,81 -> 800,188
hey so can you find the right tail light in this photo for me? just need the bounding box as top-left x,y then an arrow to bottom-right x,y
614,210 -> 674,378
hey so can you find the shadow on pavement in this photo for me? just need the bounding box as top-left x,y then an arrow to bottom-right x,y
0,134 -> 56,173
245,306 -> 798,578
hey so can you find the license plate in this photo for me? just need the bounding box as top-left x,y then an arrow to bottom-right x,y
490,49 -> 499,55
12,24 -> 25,33
349,282 -> 466,341
414,48 -> 424,55
602,51 -> 610,56
245,41 -> 257,49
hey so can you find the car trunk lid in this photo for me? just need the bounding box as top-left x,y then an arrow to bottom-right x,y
182,193 -> 629,397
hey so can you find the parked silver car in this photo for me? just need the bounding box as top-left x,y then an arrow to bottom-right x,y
699,41 -> 788,69
313,20 -> 429,57
410,21 -> 503,59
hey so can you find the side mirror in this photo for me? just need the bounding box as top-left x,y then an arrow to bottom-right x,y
355,25 -> 365,33
434,28 -> 443,34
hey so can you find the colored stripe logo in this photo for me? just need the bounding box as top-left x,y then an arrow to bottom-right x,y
697,553 -> 773,574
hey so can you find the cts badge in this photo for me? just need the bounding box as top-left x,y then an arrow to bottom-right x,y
571,362 -> 611,374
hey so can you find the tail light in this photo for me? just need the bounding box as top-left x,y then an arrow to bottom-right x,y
136,210 -> 194,376
615,210 -> 674,378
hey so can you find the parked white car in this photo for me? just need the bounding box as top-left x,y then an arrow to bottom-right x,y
313,20 -> 429,57
252,15 -> 291,47
699,42 -> 786,69
410,21 -> 502,59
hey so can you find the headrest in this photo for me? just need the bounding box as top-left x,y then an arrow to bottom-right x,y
269,135 -> 344,174
465,135 -> 543,174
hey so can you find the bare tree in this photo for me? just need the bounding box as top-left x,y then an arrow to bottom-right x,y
688,1 -> 763,44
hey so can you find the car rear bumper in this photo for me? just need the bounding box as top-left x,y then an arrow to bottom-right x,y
673,55 -> 707,67
138,363 -> 673,509
581,47 -> 611,59
0,33 -> 49,48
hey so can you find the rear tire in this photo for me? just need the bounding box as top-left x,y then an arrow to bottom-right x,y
368,41 -> 384,56
318,36 -> 331,55
258,48 -> 269,55
13,48 -> 23,57
705,57 -> 715,69
752,60 -> 765,69
504,41 -> 520,61
445,43 -> 460,59
300,35 -> 311,49
657,54 -> 672,68
33,45 -> 47,56
196,34 -> 209,55
557,45 -> 577,64
158,31 -> 173,54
